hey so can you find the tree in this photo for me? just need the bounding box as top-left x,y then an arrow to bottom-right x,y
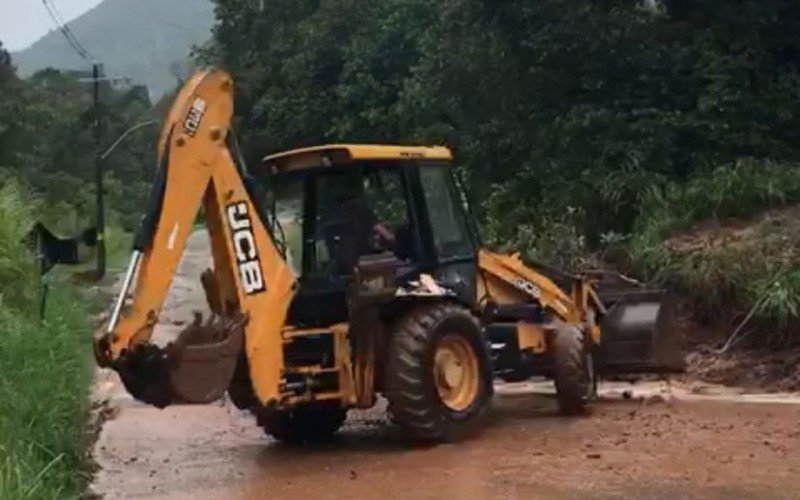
0,40 -> 21,167
202,0 -> 800,246
0,41 -> 12,83
0,62 -> 155,231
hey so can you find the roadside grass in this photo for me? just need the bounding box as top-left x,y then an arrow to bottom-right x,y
623,159 -> 800,344
0,181 -> 94,499
0,183 -> 39,311
0,288 -> 92,499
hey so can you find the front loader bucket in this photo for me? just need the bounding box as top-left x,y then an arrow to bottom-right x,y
595,290 -> 685,375
114,314 -> 245,408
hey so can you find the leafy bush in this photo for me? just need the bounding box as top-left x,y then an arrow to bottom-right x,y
629,159 -> 800,273
635,159 -> 800,241
752,268 -> 800,330
481,184 -> 588,270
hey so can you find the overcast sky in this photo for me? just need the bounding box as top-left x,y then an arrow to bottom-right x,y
0,0 -> 104,51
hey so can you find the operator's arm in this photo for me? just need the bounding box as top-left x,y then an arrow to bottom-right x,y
372,222 -> 396,246
354,198 -> 396,249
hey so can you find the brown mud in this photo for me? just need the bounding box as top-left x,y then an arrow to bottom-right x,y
687,344 -> 800,393
665,205 -> 800,254
90,232 -> 800,499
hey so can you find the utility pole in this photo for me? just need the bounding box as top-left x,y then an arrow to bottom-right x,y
40,0 -> 115,280
93,60 -> 106,280
79,68 -> 133,281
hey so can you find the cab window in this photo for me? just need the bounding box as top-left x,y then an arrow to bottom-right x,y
311,165 -> 413,275
419,165 -> 474,260
269,177 -> 305,276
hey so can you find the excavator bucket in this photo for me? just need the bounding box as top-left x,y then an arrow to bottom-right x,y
113,314 -> 245,408
595,289 -> 685,374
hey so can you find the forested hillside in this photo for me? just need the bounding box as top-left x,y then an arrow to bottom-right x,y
0,41 -> 155,233
200,0 -> 800,342
201,0 -> 800,237
13,0 -> 214,97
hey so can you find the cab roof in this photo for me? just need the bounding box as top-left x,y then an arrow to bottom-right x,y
262,144 -> 453,173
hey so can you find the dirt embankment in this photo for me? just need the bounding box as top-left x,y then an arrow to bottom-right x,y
664,205 -> 800,392
665,204 -> 800,255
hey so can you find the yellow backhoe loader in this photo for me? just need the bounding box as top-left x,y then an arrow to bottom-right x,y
94,69 -> 683,443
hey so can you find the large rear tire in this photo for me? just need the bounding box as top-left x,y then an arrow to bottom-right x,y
257,405 -> 347,444
553,324 -> 591,415
385,303 -> 492,442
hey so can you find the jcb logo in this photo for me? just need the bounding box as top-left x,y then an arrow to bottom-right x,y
183,97 -> 207,137
513,278 -> 541,299
226,202 -> 266,295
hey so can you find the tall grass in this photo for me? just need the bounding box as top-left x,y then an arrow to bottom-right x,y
0,182 -> 39,313
631,159 -> 800,252
0,181 -> 93,499
0,289 -> 92,499
626,159 -> 800,343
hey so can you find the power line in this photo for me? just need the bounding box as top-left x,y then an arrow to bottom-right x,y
47,0 -> 70,27
41,0 -> 88,59
159,20 -> 189,32
40,0 -> 94,61
49,0 -> 94,59
46,0 -> 93,60
40,0 -> 107,278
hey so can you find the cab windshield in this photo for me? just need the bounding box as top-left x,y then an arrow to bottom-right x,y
267,162 -> 413,278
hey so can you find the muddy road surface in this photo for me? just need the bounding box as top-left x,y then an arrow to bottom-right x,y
91,232 -> 800,499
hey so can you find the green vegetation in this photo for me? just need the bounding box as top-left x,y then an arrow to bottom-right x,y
1,41 -> 154,234
201,0 -> 800,234
0,289 -> 92,499
0,38 -> 146,498
0,183 -> 93,499
0,182 -> 39,311
625,160 -> 800,343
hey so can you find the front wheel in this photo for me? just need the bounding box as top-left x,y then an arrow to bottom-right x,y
552,324 -> 593,415
385,303 -> 493,442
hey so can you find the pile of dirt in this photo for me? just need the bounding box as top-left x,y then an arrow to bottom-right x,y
665,204 -> 800,255
686,344 -> 800,393
657,204 -> 800,392
677,308 -> 800,393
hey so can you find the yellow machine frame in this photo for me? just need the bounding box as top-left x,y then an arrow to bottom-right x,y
95,69 -> 679,442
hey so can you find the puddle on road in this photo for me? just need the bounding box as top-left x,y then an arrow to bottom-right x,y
502,378 -> 800,406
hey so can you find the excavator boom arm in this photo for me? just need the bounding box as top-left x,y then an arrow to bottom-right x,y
95,69 -> 296,408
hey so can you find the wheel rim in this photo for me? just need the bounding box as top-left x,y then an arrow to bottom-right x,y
433,334 -> 480,411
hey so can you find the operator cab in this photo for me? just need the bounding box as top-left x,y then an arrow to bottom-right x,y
258,145 -> 478,327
